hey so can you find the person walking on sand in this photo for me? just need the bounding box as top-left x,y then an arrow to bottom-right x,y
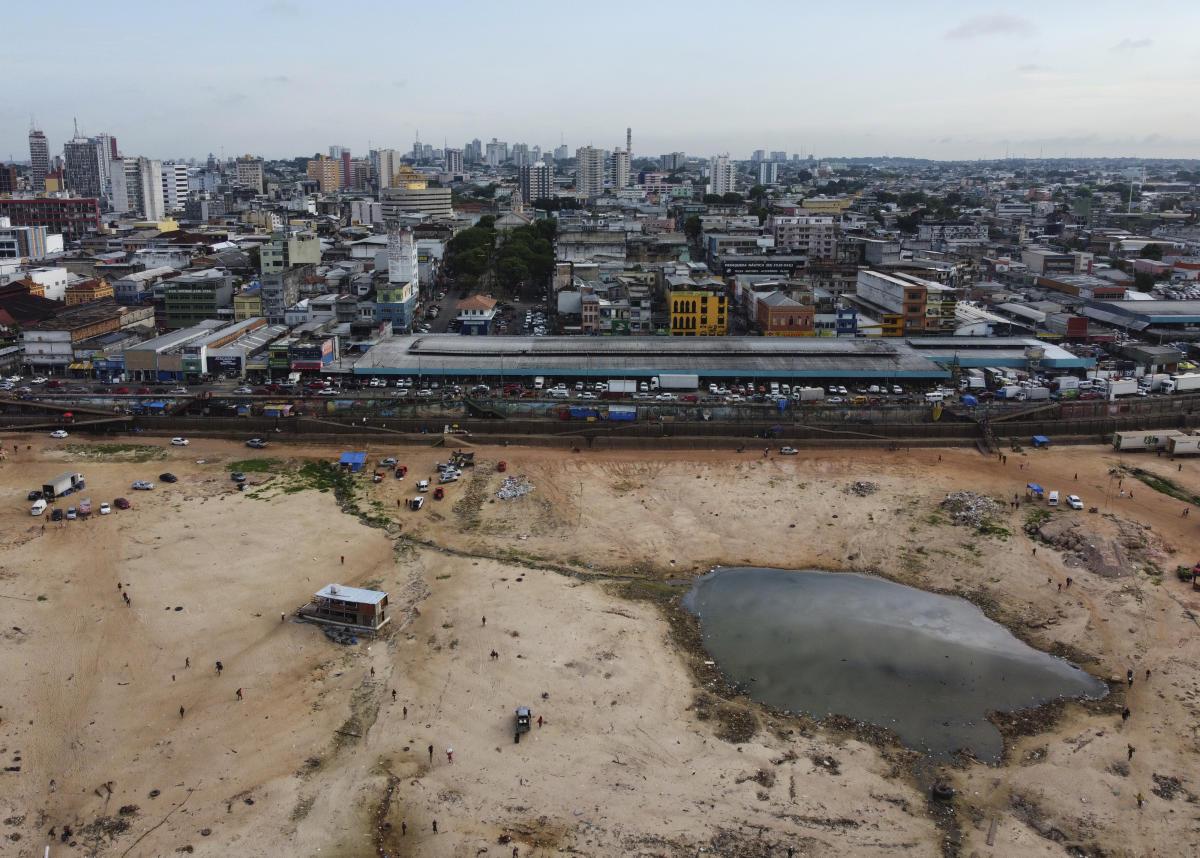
482,615 -> 486,626
185,657 -> 190,669
446,748 -> 453,763
403,706 -> 408,719
1122,707 -> 1130,722
216,661 -> 223,676
537,715 -> 543,728
428,744 -> 433,763
432,820 -> 438,833
1128,744 -> 1135,760
1137,792 -> 1145,808
514,847 -> 519,858
340,555 -> 344,565
1127,669 -> 1134,687
180,706 -> 185,718
401,821 -> 406,836
391,688 -> 396,702
236,687 -> 243,701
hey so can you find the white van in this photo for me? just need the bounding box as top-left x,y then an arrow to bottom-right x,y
30,499 -> 47,516
1048,490 -> 1059,507
416,480 -> 430,493
533,376 -> 545,390
924,391 -> 946,403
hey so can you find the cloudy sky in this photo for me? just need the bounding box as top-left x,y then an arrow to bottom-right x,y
3,0 -> 1198,163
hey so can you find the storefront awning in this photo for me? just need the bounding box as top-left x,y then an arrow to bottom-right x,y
68,362 -> 92,370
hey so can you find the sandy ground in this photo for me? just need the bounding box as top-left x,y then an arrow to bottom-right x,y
0,433 -> 1197,857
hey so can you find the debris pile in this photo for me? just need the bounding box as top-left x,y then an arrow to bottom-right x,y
940,491 -> 1002,527
844,481 -> 879,497
496,476 -> 532,500
323,626 -> 358,645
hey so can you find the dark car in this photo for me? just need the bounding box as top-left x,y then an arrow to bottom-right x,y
159,472 -> 178,483
28,489 -> 43,500
231,472 -> 246,482
114,497 -> 131,510
51,508 -> 64,521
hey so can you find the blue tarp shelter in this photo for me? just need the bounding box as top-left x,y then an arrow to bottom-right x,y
1027,483 -> 1044,498
339,452 -> 367,472
1033,435 -> 1051,448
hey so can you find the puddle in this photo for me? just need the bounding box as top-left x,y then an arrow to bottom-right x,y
685,567 -> 1107,760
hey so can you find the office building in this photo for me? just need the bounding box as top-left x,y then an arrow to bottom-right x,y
766,215 -> 837,260
519,163 -> 552,204
375,148 -> 401,189
770,151 -> 787,162
0,197 -> 101,242
28,129 -> 49,193
554,144 -> 568,161
235,156 -> 263,193
260,229 -> 322,274
611,148 -> 631,189
465,139 -> 482,163
0,165 -> 16,194
162,268 -> 234,328
0,220 -> 53,258
662,151 -> 686,171
380,185 -> 453,219
123,157 -> 164,221
751,149 -> 766,162
575,146 -> 606,197
485,138 -> 508,167
307,156 -> 340,193
377,225 -> 417,330
758,161 -> 779,185
511,143 -> 531,167
709,155 -> 734,196
161,162 -> 190,212
444,148 -> 463,175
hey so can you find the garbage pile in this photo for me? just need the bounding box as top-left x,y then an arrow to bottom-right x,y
496,476 -> 532,500
940,491 -> 1002,528
324,625 -> 358,645
845,481 -> 879,497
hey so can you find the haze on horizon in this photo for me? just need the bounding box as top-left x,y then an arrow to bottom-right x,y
4,0 -> 1198,164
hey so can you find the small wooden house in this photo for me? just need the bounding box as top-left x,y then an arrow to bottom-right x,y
302,583 -> 389,632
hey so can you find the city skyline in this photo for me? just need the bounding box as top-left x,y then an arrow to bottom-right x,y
3,0 -> 1200,163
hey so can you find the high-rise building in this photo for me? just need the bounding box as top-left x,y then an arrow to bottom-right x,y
377,224 -> 417,330
485,138 -> 508,167
307,156 -> 340,193
611,148 -> 631,189
28,129 -> 49,193
235,156 -> 264,193
375,148 -> 401,189
161,162 -> 190,212
511,143 -> 530,167
0,165 -> 16,195
341,149 -> 352,187
519,163 -> 552,204
466,139 -> 482,163
445,148 -> 463,175
554,144 -> 568,161
124,157 -> 165,220
751,149 -> 766,163
575,146 -> 605,197
708,155 -> 734,196
770,151 -> 787,162
64,134 -> 125,212
662,152 -> 687,171
758,162 -> 779,185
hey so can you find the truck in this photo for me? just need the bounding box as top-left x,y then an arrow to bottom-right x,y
1050,376 -> 1079,393
1017,386 -> 1050,402
995,385 -> 1022,400
78,498 -> 92,517
1098,378 -> 1140,398
1138,373 -> 1170,393
657,373 -> 700,391
961,369 -> 986,390
604,379 -> 637,398
42,471 -> 85,500
1162,373 -> 1200,394
1112,430 -> 1187,451
1167,435 -> 1200,456
606,404 -> 637,421
794,386 -> 825,402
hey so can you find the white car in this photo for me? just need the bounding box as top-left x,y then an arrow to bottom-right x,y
50,429 -> 69,439
317,388 -> 338,395
170,437 -> 189,446
170,387 -> 188,394
98,502 -> 112,515
32,376 -> 48,384
1066,494 -> 1084,510
233,386 -> 253,394
132,481 -> 155,490
780,446 -> 799,455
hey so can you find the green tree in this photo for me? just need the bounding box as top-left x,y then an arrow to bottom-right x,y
703,194 -> 724,204
747,185 -> 768,202
497,257 -> 529,290
1139,243 -> 1164,260
684,215 -> 703,243
721,192 -> 744,205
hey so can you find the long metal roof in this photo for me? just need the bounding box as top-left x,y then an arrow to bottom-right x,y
353,335 -> 950,379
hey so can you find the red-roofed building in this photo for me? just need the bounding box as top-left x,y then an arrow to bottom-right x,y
455,295 -> 498,335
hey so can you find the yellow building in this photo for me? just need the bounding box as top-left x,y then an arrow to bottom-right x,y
391,166 -> 427,190
307,156 -> 340,193
64,278 -> 114,306
233,286 -> 264,321
669,289 -> 727,336
797,195 -> 856,214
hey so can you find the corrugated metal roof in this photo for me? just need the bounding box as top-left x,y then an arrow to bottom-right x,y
315,583 -> 387,605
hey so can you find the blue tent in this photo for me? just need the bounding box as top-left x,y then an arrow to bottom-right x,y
1033,435 -> 1051,448
962,394 -> 978,407
339,451 -> 367,472
1027,483 -> 1044,498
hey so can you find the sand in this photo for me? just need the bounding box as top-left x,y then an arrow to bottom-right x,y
0,434 -> 1197,857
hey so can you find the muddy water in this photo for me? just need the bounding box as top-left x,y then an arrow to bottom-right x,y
685,567 -> 1107,760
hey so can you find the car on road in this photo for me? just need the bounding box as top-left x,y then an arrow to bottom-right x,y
99,502 -> 111,515
159,473 -> 178,483
231,472 -> 246,482
31,376 -> 48,384
114,497 -> 131,510
233,386 -> 253,394
136,387 -> 152,394
317,388 -> 338,395
779,446 -> 799,455
1066,494 -> 1084,510
246,438 -> 268,448
170,387 -> 188,394
826,396 -> 844,404
380,457 -> 398,467
50,429 -> 69,438
170,437 -> 189,446
114,387 -> 130,394
132,481 -> 154,490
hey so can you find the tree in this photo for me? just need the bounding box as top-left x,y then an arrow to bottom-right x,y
1133,271 -> 1157,290
497,257 -> 529,290
684,215 -> 703,243
703,194 -> 724,204
721,192 -> 743,205
1139,243 -> 1163,260
747,185 -> 768,202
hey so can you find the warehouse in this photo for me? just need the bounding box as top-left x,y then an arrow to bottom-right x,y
352,335 -> 950,383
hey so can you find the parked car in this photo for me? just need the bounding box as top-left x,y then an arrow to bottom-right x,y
66,507 -> 77,520
50,429 -> 69,438
779,446 -> 799,455
317,388 -> 338,395
231,472 -> 246,482
99,502 -> 111,515
114,497 -> 131,510
27,490 -> 43,500
233,386 -> 253,394
132,481 -> 154,490
1066,494 -> 1084,510
380,457 -> 398,467
114,387 -> 130,394
31,376 -> 47,384
159,473 -> 178,483
136,387 -> 152,394
245,438 -> 268,449
30,499 -> 48,516
170,437 -> 189,446
170,387 -> 188,394
51,508 -> 64,521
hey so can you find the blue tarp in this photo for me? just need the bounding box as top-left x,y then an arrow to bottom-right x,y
1033,435 -> 1050,447
962,394 -> 978,406
1027,483 -> 1044,494
339,452 -> 367,472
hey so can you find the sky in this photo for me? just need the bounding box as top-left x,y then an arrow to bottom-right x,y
4,0 -> 1200,163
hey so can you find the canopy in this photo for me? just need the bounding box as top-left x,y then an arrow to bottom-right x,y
1027,483 -> 1044,493
1033,435 -> 1050,446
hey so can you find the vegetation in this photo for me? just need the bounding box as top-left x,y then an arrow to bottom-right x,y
226,458 -> 279,473
64,443 -> 165,462
1126,468 -> 1200,506
495,222 -> 555,291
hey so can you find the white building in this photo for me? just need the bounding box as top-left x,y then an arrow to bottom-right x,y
161,162 -> 190,212
709,155 -> 734,196
519,163 -> 552,204
124,157 -> 165,220
611,148 -> 631,189
444,148 -> 463,175
375,149 -> 401,189
576,146 -> 606,197
235,158 -> 264,194
758,161 -> 778,185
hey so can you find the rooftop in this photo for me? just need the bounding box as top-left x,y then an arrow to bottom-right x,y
315,583 -> 387,605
